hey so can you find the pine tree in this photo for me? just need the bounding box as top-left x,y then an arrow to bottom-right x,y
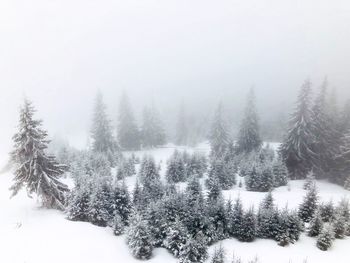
298,184 -> 318,222
332,130 -> 350,185
111,182 -> 132,225
164,218 -> 188,257
178,233 -> 208,263
126,214 -> 153,260
208,157 -> 235,190
238,208 -> 256,242
316,226 -> 334,251
90,92 -> 119,164
256,193 -> 279,239
280,80 -> 317,179
211,244 -> 226,263
176,101 -> 189,146
209,102 -> 230,159
307,211 -> 323,237
139,155 -> 160,185
187,152 -> 208,178
237,88 -> 262,154
333,214 -> 346,239
117,92 -> 140,150
10,99 -> 69,209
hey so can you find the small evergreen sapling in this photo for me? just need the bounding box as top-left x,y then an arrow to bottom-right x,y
164,218 -> 188,257
113,214 -> 124,236
211,244 -> 226,263
126,214 -> 153,260
298,184 -> 318,222
316,226 -> 334,251
307,211 -> 323,237
238,208 -> 256,242
179,232 -> 208,263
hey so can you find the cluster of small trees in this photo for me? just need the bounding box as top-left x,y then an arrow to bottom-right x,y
166,150 -> 207,183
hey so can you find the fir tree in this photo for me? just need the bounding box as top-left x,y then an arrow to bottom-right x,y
208,157 -> 235,190
66,184 -> 91,222
117,92 -> 140,150
307,211 -> 323,237
237,88 -> 262,154
332,130 -> 350,185
10,99 -> 69,209
111,182 -> 132,225
209,102 -> 230,159
333,214 -> 346,239
139,155 -> 160,185
303,171 -> 316,190
88,181 -> 112,227
230,197 -> 244,238
126,214 -> 153,260
90,92 -> 119,164
187,152 -> 208,178
280,80 -> 317,179
298,184 -> 318,222
316,226 -> 334,251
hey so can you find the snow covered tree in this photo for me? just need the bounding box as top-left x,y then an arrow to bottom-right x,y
319,201 -> 335,222
164,218 -> 188,257
176,101 -> 189,146
256,193 -> 279,239
209,102 -> 230,159
87,180 -> 112,227
66,184 -> 91,222
280,80 -> 317,179
90,92 -> 119,165
141,103 -> 166,148
126,213 -> 153,260
298,184 -> 318,222
207,157 -> 235,190
307,211 -> 323,237
236,88 -> 262,154
211,244 -> 226,263
272,158 -> 289,187
139,155 -> 160,185
245,163 -> 274,192
116,157 -> 136,180
332,130 -> 350,185
178,233 -> 208,263
117,91 -> 140,150
186,152 -> 208,178
230,197 -> 244,238
166,150 -> 186,183
316,226 -> 334,251
333,214 -> 346,239
111,182 -> 132,225
10,99 -> 69,209
310,80 -> 339,178
238,208 -> 256,242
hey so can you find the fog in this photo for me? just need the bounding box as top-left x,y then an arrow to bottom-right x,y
1,0 -> 350,156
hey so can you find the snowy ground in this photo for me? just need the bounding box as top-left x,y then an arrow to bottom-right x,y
0,142 -> 349,263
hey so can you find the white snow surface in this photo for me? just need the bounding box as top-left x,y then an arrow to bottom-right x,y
0,142 -> 349,263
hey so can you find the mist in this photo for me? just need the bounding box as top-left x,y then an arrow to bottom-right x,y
1,0 -> 350,156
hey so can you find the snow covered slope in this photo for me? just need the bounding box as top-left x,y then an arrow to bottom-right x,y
0,144 -> 349,263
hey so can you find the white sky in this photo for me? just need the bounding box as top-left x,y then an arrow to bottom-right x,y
1,0 -> 350,156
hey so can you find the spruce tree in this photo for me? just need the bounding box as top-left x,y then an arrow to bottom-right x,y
113,213 -> 124,236
237,88 -> 262,154
280,80 -> 317,179
66,184 -> 91,222
208,157 -> 235,190
211,244 -> 226,263
316,226 -> 334,251
10,99 -> 69,209
117,92 -> 140,150
209,102 -> 230,159
126,214 -> 153,260
166,150 -> 186,183
332,130 -> 350,185
319,201 -> 335,222
90,92 -> 119,164
303,171 -> 316,190
238,208 -> 256,242
111,182 -> 132,225
272,158 -> 289,187
298,184 -> 318,222
178,233 -> 208,263
333,214 -> 346,239
307,211 -> 323,237
164,218 -> 188,257
231,197 -> 244,237
88,180 -> 112,227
